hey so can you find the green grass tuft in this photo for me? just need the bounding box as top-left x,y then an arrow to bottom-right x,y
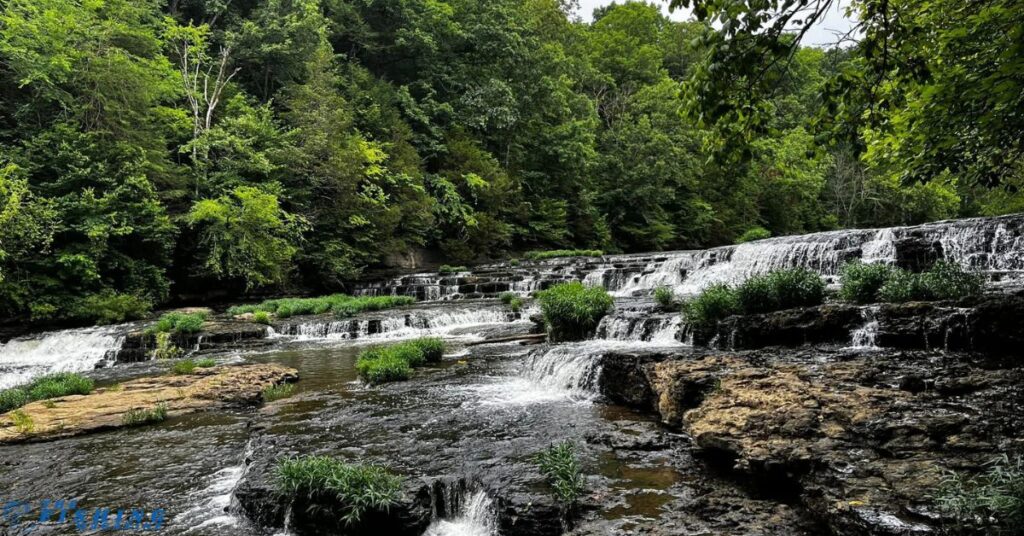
839,261 -> 898,304
0,373 -> 95,413
878,261 -> 984,303
275,456 -> 402,525
148,311 -> 207,334
535,441 -> 585,505
252,311 -> 272,325
227,294 -> 414,319
735,268 -> 825,314
536,282 -> 614,342
438,264 -> 468,274
11,409 -> 34,433
524,249 -> 603,261
654,286 -> 677,309
937,454 -> 1023,533
735,226 -> 772,243
121,403 -> 168,427
355,338 -> 446,384
170,359 -> 197,375
499,292 -> 524,312
263,383 -> 296,402
195,358 -> 216,368
682,283 -> 740,331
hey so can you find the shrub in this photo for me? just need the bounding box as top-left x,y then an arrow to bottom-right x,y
535,441 -> 585,505
195,358 -> 216,368
438,264 -> 468,274
937,454 -> 1023,533
499,292 -> 524,312
524,249 -> 604,261
736,268 -> 825,314
654,286 -> 677,309
11,410 -> 34,434
151,332 -> 183,360
334,296 -> 415,318
878,261 -> 984,303
0,388 -> 29,413
122,403 -> 168,427
74,291 -> 152,325
227,294 -> 415,319
682,283 -> 740,331
263,383 -> 296,402
878,269 -> 930,302
839,261 -> 897,304
275,456 -> 402,525
171,359 -> 197,375
252,311 -> 272,325
736,226 -> 772,244
536,282 -> 614,342
148,311 -> 207,334
354,338 -> 445,384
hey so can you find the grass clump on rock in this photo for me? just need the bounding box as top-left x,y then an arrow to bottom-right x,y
735,226 -> 771,244
654,286 -> 677,309
275,456 -> 402,525
227,294 -> 414,319
122,403 -> 168,427
438,264 -> 467,274
735,268 -> 825,314
499,292 -> 525,312
535,441 -> 585,505
839,261 -> 898,304
937,454 -> 1023,533
682,283 -> 739,331
0,373 -> 94,413
148,311 -> 207,334
252,311 -> 272,325
524,249 -> 603,261
263,383 -> 296,402
840,260 -> 984,304
536,282 -> 613,342
355,338 -> 446,385
170,359 -> 197,375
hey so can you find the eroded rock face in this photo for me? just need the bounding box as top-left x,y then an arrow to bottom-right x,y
637,351 -> 1024,535
0,364 -> 297,443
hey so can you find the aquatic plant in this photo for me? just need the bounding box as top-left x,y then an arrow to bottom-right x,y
536,282 -> 614,342
654,286 -> 677,309
879,261 -> 984,303
535,441 -> 585,505
937,454 -> 1024,534
0,373 -> 95,413
682,283 -> 740,331
524,249 -> 603,261
355,338 -> 446,384
195,358 -> 216,368
736,268 -> 825,314
263,383 -> 296,402
227,294 -> 414,319
170,359 -> 197,375
438,264 -> 468,274
121,403 -> 168,427
275,456 -> 402,525
499,292 -> 524,312
839,261 -> 898,304
252,311 -> 272,325
148,311 -> 207,334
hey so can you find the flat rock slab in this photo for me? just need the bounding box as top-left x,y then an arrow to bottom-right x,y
0,364 -> 297,444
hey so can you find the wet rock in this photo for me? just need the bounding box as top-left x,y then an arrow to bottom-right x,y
598,350 -> 679,410
0,364 -> 297,443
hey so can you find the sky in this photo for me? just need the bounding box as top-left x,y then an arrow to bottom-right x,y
574,0 -> 857,47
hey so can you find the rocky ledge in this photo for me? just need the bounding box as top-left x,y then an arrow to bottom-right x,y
0,364 -> 297,443
597,348 -> 1024,535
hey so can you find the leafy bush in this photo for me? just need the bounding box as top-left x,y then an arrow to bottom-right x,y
937,454 -> 1023,533
252,311 -> 272,325
11,410 -> 34,434
263,383 -> 296,402
171,359 -> 197,375
736,226 -> 772,243
275,456 -> 402,525
736,268 -> 825,314
682,283 -> 740,331
122,403 -> 168,427
438,264 -> 468,274
73,291 -> 152,325
536,282 -> 614,342
524,249 -> 604,261
355,338 -> 446,384
879,261 -> 984,303
195,358 -> 216,368
499,292 -> 524,312
654,286 -> 677,309
535,441 -> 585,505
0,373 -> 95,413
151,332 -> 183,360
148,311 -> 207,334
227,294 -> 414,319
839,261 -> 897,304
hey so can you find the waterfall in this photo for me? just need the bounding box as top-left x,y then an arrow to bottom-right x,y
424,489 -> 497,536
596,314 -> 682,344
276,305 -> 528,341
847,306 -> 881,351
180,465 -> 245,532
0,326 -> 126,388
521,343 -> 605,396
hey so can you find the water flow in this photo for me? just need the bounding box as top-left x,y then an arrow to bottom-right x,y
424,490 -> 497,536
847,306 -> 881,351
0,326 -> 126,388
179,465 -> 245,532
279,306 -> 528,342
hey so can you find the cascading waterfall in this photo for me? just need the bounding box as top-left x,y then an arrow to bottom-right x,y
424,490 -> 497,536
277,305 -> 531,341
847,306 -> 881,351
520,343 -> 606,397
596,313 -> 683,344
0,326 -> 127,388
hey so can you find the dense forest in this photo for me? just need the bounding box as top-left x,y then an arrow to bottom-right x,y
0,0 -> 1021,325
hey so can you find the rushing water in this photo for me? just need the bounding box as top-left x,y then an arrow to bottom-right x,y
0,326 -> 128,389
424,490 -> 498,536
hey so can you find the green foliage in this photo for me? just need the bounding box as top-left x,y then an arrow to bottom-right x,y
735,268 -> 825,314
0,372 -> 94,413
654,286 -> 677,309
878,262 -> 984,303
536,282 -> 614,342
171,359 -> 197,375
275,456 -> 402,525
72,291 -> 152,325
736,227 -> 771,244
263,383 -> 296,402
682,284 -> 740,331
535,441 -> 585,505
149,312 -> 207,334
122,403 -> 168,427
195,358 -> 216,368
524,250 -> 604,261
499,291 -> 525,312
937,455 -> 1024,534
11,410 -> 34,434
252,311 -> 272,325
438,265 -> 468,274
227,294 -> 414,319
355,338 -> 446,384
839,262 -> 898,304
151,332 -> 183,360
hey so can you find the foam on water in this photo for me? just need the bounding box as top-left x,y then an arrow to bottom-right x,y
178,465 -> 244,532
0,326 -> 126,388
424,491 -> 497,536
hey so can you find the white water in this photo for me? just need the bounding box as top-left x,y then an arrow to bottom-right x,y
0,326 -> 126,388
280,306 -> 533,342
424,491 -> 497,536
846,306 -> 881,351
597,314 -> 683,344
179,465 -> 245,532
